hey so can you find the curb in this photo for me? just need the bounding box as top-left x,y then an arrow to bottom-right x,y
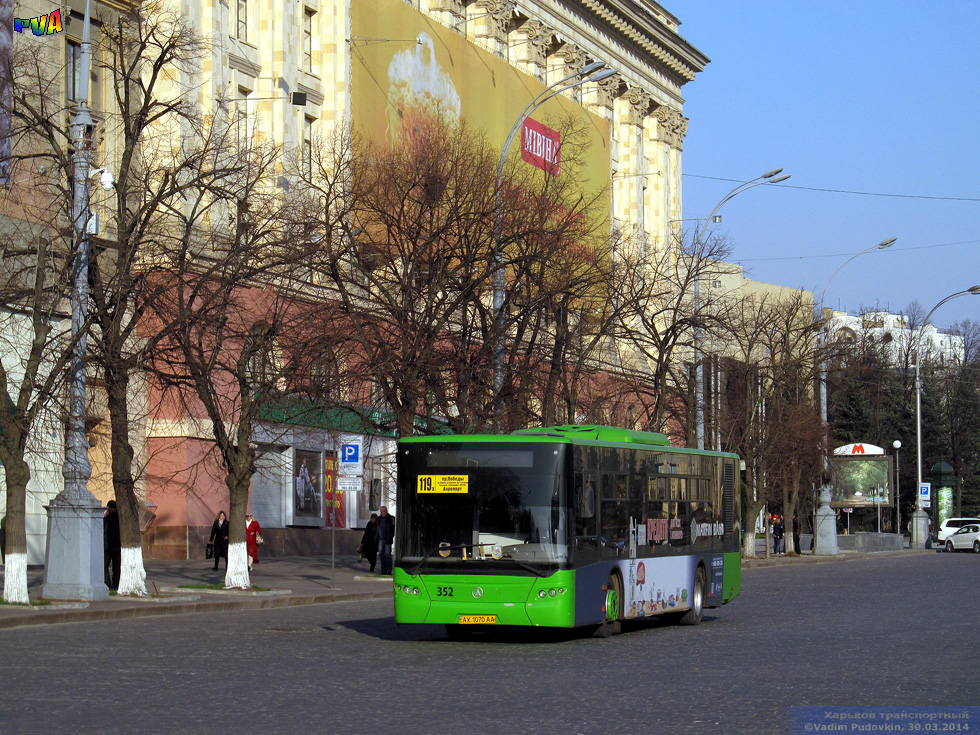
0,589 -> 394,631
742,549 -> 935,568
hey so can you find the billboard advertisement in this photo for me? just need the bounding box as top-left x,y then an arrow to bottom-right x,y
829,455 -> 893,509
293,449 -> 325,525
350,0 -> 610,200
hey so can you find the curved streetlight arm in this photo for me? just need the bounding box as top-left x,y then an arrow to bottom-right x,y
696,169 -> 790,242
817,237 -> 897,313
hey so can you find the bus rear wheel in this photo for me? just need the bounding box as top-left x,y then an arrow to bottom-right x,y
593,573 -> 623,638
679,566 -> 706,626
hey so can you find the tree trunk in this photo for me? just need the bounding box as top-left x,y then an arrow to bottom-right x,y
1,453 -> 30,603
223,440 -> 256,589
742,494 -> 765,558
782,479 -> 793,556
105,363 -> 147,596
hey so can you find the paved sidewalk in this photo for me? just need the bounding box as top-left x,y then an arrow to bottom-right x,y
0,553 -> 393,630
742,547 -> 935,568
0,548 -> 938,630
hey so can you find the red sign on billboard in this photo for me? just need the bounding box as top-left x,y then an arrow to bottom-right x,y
521,117 -> 561,176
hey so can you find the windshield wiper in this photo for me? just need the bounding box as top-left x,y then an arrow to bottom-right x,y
407,543 -> 552,577
499,555 -> 550,577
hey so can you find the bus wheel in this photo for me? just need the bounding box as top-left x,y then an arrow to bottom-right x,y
679,566 -> 706,626
593,573 -> 623,638
445,624 -> 474,641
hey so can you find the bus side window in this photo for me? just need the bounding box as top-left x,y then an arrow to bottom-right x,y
573,473 -> 599,563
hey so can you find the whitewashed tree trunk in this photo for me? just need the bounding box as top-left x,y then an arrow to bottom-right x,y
117,546 -> 147,596
225,541 -> 250,589
2,552 -> 29,604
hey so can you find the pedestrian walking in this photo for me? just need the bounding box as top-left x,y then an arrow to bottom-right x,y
246,512 -> 263,571
104,500 -> 121,590
208,510 -> 230,571
376,505 -> 395,575
359,512 -> 379,573
792,512 -> 801,554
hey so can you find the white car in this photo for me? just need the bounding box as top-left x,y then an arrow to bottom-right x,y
937,517 -> 980,544
944,524 -> 980,553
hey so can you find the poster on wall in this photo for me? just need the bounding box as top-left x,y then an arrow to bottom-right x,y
325,451 -> 346,529
292,449 -> 324,526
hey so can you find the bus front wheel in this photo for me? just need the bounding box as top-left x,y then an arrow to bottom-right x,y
679,566 -> 706,626
593,573 -> 623,638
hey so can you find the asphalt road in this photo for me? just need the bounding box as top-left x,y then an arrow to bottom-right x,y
1,553 -> 977,735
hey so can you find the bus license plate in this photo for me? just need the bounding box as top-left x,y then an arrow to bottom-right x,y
458,615 -> 496,624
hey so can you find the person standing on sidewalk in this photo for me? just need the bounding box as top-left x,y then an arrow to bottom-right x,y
209,511 -> 230,571
772,515 -> 784,555
246,512 -> 263,571
104,501 -> 121,590
792,513 -> 801,554
376,506 -> 395,575
359,512 -> 379,573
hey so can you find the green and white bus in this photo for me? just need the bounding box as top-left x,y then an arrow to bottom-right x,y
393,424 -> 741,638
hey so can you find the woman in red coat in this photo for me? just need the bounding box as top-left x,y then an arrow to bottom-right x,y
245,512 -> 263,571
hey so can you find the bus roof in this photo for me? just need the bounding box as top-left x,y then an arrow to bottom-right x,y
400,424 -> 740,460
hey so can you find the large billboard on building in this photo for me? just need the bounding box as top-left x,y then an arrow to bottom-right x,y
350,0 -> 610,200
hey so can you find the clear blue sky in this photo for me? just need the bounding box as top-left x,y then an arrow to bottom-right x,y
670,1 -> 980,328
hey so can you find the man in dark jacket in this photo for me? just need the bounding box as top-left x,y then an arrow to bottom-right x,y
104,500 -> 121,590
376,506 -> 395,575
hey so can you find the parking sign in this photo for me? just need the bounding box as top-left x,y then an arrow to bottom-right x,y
918,483 -> 931,508
339,436 -> 363,475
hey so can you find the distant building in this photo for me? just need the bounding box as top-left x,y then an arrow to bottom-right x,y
825,309 -> 964,366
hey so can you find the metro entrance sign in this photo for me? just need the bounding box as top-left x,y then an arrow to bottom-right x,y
918,483 -> 931,508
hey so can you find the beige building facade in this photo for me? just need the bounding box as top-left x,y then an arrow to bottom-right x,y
3,0 -> 715,559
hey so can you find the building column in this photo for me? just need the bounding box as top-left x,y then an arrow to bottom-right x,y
468,0 -> 515,58
509,19 -> 552,82
612,87 -> 652,243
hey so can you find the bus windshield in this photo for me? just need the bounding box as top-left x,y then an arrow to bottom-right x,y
397,442 -> 567,573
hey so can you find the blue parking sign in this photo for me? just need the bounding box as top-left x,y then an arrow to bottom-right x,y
918,483 -> 931,508
341,444 -> 359,464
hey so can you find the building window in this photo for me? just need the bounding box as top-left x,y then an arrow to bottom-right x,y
303,115 -> 314,178
303,9 -> 315,73
66,39 -> 82,102
237,0 -> 248,41
236,87 -> 252,147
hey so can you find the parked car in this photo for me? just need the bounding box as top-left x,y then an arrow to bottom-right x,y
944,524 -> 980,553
936,517 -> 980,544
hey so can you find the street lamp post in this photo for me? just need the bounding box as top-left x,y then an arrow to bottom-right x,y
691,168 -> 791,449
41,0 -> 109,601
492,62 -> 617,419
910,285 -> 980,548
893,439 -> 901,540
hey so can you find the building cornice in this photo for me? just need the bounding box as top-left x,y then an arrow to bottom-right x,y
563,0 -> 708,83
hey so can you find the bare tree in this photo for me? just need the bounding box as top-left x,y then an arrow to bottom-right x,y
0,33 -> 99,602
294,115 -> 612,436
610,230 -> 735,435
144,135 -> 306,588
6,2 -> 261,595
713,289 -> 825,556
